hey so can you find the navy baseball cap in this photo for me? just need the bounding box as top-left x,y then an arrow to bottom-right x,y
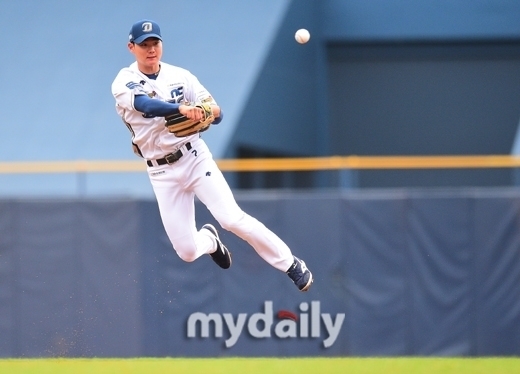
129,20 -> 162,44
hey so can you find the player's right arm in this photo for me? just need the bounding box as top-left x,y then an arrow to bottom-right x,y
134,96 -> 206,121
134,95 -> 180,117
112,69 -> 181,118
116,84 -> 204,121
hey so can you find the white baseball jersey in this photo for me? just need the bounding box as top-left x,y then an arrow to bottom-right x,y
111,61 -> 215,160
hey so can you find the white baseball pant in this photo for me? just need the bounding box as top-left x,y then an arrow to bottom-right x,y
147,138 -> 294,272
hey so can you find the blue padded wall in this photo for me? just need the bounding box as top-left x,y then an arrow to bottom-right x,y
1,188 -> 520,357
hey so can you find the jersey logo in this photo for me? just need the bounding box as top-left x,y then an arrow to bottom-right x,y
170,86 -> 185,103
126,81 -> 141,89
126,81 -> 147,96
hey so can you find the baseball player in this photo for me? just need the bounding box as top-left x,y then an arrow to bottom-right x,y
111,20 -> 313,292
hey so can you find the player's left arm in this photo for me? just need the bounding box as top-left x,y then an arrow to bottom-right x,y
195,96 -> 223,124
209,103 -> 223,124
187,71 -> 224,124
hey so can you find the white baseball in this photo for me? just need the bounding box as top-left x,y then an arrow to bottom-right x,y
295,28 -> 310,44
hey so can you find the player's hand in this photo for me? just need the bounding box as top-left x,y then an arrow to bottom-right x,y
179,103 -> 204,121
165,101 -> 215,137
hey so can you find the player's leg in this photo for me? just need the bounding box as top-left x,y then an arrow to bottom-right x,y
182,139 -> 312,290
148,165 -> 214,262
193,155 -> 313,290
189,141 -> 295,271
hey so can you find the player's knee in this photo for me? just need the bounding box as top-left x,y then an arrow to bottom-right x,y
171,240 -> 198,262
175,249 -> 198,263
209,202 -> 251,234
219,211 -> 248,234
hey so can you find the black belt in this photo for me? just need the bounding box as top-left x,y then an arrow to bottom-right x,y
146,142 -> 192,167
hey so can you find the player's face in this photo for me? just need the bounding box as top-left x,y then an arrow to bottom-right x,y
129,37 -> 163,74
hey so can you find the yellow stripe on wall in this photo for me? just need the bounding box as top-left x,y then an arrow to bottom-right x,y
1,155 -> 520,174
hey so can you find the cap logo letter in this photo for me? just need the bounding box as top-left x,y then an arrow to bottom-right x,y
142,22 -> 152,32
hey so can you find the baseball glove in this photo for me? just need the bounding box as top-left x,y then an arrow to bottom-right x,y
165,101 -> 215,137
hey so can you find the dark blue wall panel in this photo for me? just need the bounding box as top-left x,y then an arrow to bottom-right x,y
1,189 -> 520,357
321,0 -> 520,41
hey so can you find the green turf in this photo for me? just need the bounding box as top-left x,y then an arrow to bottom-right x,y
1,357 -> 519,374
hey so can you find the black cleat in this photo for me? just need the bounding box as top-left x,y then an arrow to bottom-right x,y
202,224 -> 232,269
286,256 -> 313,292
